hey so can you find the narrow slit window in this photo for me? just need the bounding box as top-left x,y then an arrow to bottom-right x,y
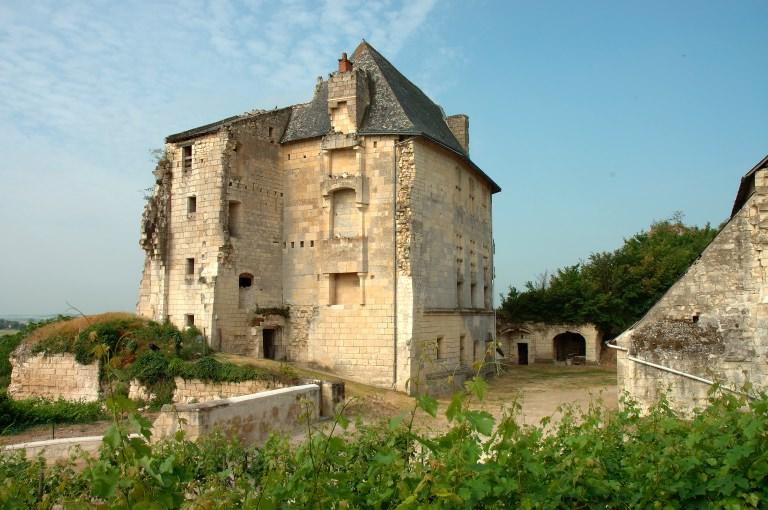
187,196 -> 197,213
228,201 -> 241,237
186,258 -> 195,276
436,336 -> 445,360
182,145 -> 192,171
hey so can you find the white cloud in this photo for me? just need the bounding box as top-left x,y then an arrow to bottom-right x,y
0,0 -> 440,314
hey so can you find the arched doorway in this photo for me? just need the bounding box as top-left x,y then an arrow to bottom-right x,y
553,332 -> 586,361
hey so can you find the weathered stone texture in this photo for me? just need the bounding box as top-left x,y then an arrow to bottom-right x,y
497,322 -> 603,364
9,353 -> 100,402
152,384 -> 320,445
617,164 -> 768,413
136,42 -> 500,395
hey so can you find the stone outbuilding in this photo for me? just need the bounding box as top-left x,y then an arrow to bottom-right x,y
497,321 -> 602,365
613,154 -> 768,413
137,42 -> 501,394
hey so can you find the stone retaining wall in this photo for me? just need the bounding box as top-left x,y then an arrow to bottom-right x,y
8,353 -> 100,402
128,377 -> 284,404
2,436 -> 103,465
152,384 -> 320,444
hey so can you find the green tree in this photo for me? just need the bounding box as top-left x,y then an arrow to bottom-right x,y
499,215 -> 719,337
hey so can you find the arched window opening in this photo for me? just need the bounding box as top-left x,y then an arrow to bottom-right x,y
238,273 -> 254,309
553,332 -> 586,362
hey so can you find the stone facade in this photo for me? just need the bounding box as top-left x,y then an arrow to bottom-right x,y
615,155 -> 768,413
137,41 -> 500,394
8,352 -> 100,402
497,321 -> 602,365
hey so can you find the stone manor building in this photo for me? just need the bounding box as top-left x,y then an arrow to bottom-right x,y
137,42 -> 501,393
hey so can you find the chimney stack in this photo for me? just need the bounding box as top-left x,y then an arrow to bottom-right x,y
338,52 -> 353,73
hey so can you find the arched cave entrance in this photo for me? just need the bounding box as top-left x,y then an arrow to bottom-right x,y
553,332 -> 586,361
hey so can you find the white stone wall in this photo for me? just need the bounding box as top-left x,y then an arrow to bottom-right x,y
152,384 -> 320,445
498,322 -> 603,364
404,139 -> 496,392
616,166 -> 768,413
9,353 -> 100,402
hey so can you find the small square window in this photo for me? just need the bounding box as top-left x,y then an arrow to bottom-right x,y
187,196 -> 197,214
185,314 -> 195,328
186,258 -> 195,276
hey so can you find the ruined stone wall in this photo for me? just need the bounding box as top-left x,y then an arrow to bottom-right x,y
213,110 -> 291,356
137,130 -> 230,339
281,135 -> 397,388
617,168 -> 768,413
9,353 -> 100,402
406,139 -> 496,388
497,322 -> 602,364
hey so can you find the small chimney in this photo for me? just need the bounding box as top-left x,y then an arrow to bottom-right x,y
338,52 -> 353,73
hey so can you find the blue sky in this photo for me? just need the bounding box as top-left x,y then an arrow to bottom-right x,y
0,0 -> 766,316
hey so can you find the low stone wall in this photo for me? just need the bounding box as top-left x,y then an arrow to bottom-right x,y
173,377 -> 280,403
128,377 -> 284,404
152,384 -> 320,444
2,436 -> 103,464
8,353 -> 100,402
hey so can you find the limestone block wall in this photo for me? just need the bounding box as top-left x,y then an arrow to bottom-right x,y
405,139 -> 496,389
8,353 -> 100,402
172,377 -> 281,403
214,110 -> 291,356
152,384 -> 320,445
280,135 -> 397,388
497,322 -> 602,364
128,377 -> 285,404
616,167 -> 768,413
137,129 -> 230,340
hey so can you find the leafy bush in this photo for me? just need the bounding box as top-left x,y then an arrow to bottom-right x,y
0,391 -> 105,435
2,381 -> 768,508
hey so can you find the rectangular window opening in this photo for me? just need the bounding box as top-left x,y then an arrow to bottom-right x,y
228,201 -> 241,237
310,240 -> 314,247
300,241 -> 304,248
185,314 -> 195,328
185,258 -> 195,276
182,145 -> 192,171
187,196 -> 197,214
460,335 -> 467,366
436,336 -> 445,360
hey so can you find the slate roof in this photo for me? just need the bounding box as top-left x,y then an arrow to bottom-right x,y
165,41 -> 500,193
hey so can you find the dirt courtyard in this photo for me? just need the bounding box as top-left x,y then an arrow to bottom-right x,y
1,361 -> 617,445
339,362 -> 618,432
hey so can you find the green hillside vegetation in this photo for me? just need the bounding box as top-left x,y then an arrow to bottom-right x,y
499,215 -> 720,337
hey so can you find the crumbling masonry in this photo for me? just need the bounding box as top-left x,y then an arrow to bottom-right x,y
137,42 -> 501,393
